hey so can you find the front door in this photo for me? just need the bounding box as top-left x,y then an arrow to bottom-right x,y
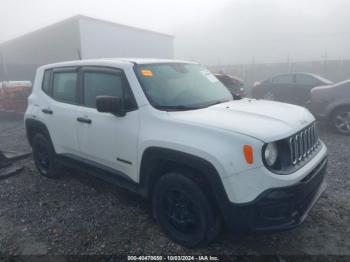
75,67 -> 140,181
269,74 -> 295,103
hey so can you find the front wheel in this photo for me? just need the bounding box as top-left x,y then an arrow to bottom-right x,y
152,172 -> 221,248
331,107 -> 350,135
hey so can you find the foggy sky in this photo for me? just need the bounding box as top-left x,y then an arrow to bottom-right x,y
0,0 -> 349,65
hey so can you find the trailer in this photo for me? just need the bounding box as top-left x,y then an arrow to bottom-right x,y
0,15 -> 174,82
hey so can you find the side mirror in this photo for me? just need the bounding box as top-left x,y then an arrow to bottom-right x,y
96,96 -> 125,117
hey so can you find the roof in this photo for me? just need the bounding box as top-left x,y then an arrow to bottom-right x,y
40,58 -> 198,69
107,58 -> 197,65
0,15 -> 173,46
273,72 -> 325,77
272,72 -> 333,83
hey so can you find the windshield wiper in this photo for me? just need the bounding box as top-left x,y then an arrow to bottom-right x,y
205,99 -> 231,108
154,100 -> 231,111
154,105 -> 201,111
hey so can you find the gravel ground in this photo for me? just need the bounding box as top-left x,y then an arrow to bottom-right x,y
0,117 -> 349,258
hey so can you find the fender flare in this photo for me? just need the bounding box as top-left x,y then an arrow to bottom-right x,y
326,102 -> 350,119
139,147 -> 232,218
25,118 -> 54,151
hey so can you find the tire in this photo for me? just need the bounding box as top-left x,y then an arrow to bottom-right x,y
152,172 -> 221,248
331,106 -> 350,136
32,133 -> 61,178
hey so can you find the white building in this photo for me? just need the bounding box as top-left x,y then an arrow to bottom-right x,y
0,15 -> 174,81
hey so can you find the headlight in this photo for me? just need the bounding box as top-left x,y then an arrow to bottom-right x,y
264,142 -> 278,167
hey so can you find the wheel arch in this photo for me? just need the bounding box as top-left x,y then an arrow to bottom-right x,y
139,147 -> 232,218
326,102 -> 350,119
25,118 -> 54,151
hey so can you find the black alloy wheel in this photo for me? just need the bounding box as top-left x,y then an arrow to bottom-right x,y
332,107 -> 350,135
153,172 -> 221,248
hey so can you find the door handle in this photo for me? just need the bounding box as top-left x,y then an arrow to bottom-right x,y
42,108 -> 53,115
77,117 -> 92,124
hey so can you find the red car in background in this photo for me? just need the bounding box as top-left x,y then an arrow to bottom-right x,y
0,81 -> 32,115
308,80 -> 350,135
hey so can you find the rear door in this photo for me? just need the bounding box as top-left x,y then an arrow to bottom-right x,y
269,74 -> 295,103
294,74 -> 320,106
75,67 -> 140,181
39,67 -> 80,155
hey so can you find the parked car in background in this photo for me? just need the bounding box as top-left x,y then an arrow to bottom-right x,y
0,81 -> 32,114
214,73 -> 246,99
251,73 -> 333,106
308,80 -> 350,135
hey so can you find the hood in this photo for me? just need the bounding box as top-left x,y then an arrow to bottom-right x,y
310,85 -> 333,101
168,99 -> 315,142
311,84 -> 333,92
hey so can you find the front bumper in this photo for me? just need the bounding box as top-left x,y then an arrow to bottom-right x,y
225,157 -> 328,233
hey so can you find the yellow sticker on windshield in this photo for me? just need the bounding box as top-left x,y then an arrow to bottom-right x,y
141,69 -> 153,77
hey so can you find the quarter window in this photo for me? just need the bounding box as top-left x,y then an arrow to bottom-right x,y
52,72 -> 78,103
42,70 -> 51,94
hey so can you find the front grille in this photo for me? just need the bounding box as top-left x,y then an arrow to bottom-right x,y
288,122 -> 320,165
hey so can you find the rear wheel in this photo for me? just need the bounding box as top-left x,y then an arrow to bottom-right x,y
32,133 -> 61,178
152,172 -> 221,248
331,106 -> 350,135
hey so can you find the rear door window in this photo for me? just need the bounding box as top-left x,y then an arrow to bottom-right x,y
42,70 -> 51,95
272,75 -> 295,84
295,75 -> 318,85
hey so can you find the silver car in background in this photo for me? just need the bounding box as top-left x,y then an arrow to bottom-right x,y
309,80 -> 350,135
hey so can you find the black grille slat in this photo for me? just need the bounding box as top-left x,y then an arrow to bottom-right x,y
289,137 -> 296,164
307,127 -> 312,154
299,132 -> 303,161
288,122 -> 319,165
295,135 -> 299,163
303,130 -> 307,157
311,127 -> 314,150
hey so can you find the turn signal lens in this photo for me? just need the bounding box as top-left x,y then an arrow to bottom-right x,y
243,145 -> 254,164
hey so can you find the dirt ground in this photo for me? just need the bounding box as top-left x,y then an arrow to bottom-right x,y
0,117 -> 349,258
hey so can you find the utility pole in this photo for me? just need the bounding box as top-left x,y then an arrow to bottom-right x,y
322,51 -> 328,77
251,55 -> 256,86
76,48 -> 82,60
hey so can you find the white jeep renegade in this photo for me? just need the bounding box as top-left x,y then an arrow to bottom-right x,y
25,59 -> 328,247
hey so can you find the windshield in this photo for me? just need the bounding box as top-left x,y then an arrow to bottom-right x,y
135,63 -> 233,110
313,74 -> 333,85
